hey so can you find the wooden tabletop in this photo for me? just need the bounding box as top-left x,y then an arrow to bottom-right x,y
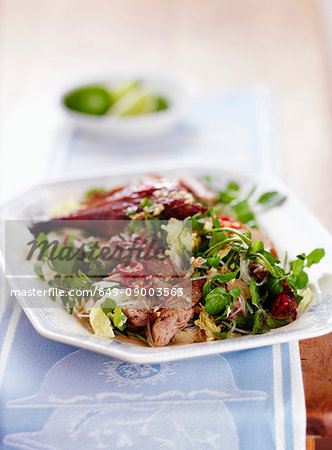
301,333 -> 332,436
3,0 -> 332,439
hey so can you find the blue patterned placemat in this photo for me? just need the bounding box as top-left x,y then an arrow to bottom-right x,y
0,301 -> 305,450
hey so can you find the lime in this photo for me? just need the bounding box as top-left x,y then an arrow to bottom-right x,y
156,96 -> 168,111
109,87 -> 158,117
110,80 -> 139,102
64,86 -> 112,115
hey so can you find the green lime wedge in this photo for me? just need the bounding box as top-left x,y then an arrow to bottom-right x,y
64,86 -> 112,115
109,87 -> 158,117
110,80 -> 139,102
156,96 -> 168,111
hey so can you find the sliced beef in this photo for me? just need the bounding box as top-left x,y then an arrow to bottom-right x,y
105,257 -> 177,285
29,185 -> 156,236
123,307 -> 149,331
29,176 -> 207,237
250,261 -> 269,282
83,186 -> 124,206
246,226 -> 278,257
192,278 -> 206,306
246,225 -> 278,282
150,278 -> 205,347
159,197 -> 206,220
151,308 -> 194,347
179,174 -> 217,205
145,257 -> 178,278
103,273 -> 125,284
228,299 -> 244,319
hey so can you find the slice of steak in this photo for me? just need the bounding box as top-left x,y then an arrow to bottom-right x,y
246,225 -> 278,282
145,257 -> 178,278
30,176 -> 207,236
246,226 -> 278,257
83,186 -> 124,206
123,307 -> 149,331
151,308 -> 194,347
191,278 -> 206,306
103,273 -> 125,284
29,186 -> 156,236
179,174 -> 217,206
249,261 -> 269,282
150,278 -> 205,347
159,196 -> 206,220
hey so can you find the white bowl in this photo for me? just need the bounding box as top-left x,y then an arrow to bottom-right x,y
60,74 -> 196,141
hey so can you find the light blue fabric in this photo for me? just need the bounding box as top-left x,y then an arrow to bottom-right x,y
0,303 -> 302,450
52,85 -> 280,179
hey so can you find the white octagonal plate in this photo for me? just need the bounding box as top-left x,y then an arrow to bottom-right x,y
1,161 -> 332,362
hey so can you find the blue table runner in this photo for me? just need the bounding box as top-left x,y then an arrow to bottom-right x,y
0,86 -> 306,449
0,301 -> 305,450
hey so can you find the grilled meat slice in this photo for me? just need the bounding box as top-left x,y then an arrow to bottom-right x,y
192,278 -> 206,306
247,226 -> 278,257
150,278 -> 205,347
250,261 -> 269,282
151,308 -> 194,347
145,257 -> 178,278
30,176 -> 207,236
123,307 -> 149,331
83,186 -> 124,206
179,174 -> 217,205
245,225 -> 278,283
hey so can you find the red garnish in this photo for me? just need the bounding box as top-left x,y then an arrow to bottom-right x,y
270,294 -> 290,317
270,283 -> 297,321
218,214 -> 241,229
